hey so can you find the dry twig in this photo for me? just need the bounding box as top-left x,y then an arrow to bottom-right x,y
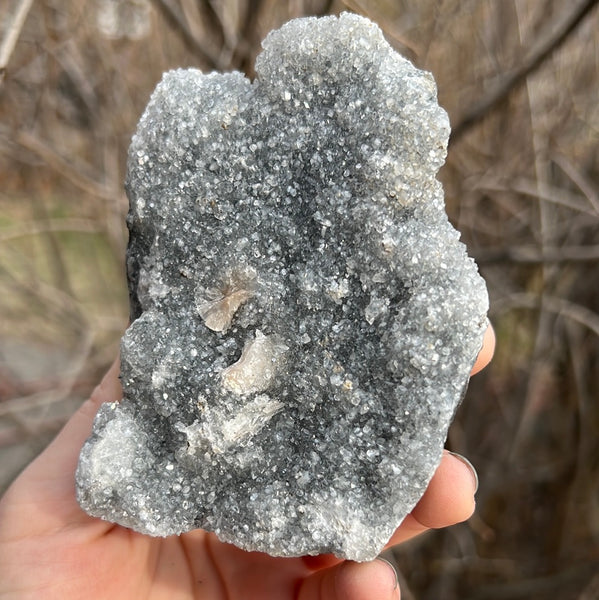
451,0 -> 599,143
13,131 -> 113,201
0,0 -> 35,86
149,0 -> 225,69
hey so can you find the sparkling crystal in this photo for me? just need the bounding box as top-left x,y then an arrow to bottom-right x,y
76,13 -> 488,561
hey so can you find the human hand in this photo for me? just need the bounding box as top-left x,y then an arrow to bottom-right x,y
0,326 -> 494,600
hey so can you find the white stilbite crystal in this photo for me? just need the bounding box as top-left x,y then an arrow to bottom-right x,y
197,268 -> 256,332
221,331 -> 288,395
177,394 -> 284,455
76,13 -> 489,561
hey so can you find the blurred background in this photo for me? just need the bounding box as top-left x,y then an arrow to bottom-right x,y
1,0 -> 598,597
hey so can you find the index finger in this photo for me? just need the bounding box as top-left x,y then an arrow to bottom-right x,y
471,324 -> 495,375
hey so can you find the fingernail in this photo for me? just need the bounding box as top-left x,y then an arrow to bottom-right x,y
376,556 -> 399,591
447,451 -> 479,494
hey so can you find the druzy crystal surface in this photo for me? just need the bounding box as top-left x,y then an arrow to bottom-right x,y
76,13 -> 489,561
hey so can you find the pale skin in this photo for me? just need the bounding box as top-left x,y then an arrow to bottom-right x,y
0,326 -> 495,600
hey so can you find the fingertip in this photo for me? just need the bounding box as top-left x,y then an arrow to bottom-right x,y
335,560 -> 399,600
410,451 -> 477,529
299,559 -> 400,600
446,451 -> 478,494
471,323 -> 495,375
375,558 -> 400,594
75,357 -> 122,425
89,357 -> 122,409
27,358 -> 123,482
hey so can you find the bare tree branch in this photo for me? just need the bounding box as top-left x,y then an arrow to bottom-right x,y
0,218 -> 102,243
552,153 -> 599,214
476,245 -> 599,265
197,0 -> 226,48
475,176 -> 598,216
150,0 -> 225,70
0,0 -> 34,86
451,0 -> 599,144
492,293 -> 599,339
464,561 -> 599,600
316,0 -> 336,17
233,0 -> 265,73
12,131 -> 114,201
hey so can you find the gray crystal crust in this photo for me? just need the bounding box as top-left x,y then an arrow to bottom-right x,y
76,13 -> 489,561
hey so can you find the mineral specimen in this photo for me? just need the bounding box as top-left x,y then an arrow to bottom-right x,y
76,12 -> 489,561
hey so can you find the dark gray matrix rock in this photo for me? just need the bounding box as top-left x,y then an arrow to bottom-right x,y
76,13 -> 489,561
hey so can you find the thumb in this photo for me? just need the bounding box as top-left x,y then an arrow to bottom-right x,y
0,358 -> 121,536
22,357 -> 121,488
297,558 -> 400,600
